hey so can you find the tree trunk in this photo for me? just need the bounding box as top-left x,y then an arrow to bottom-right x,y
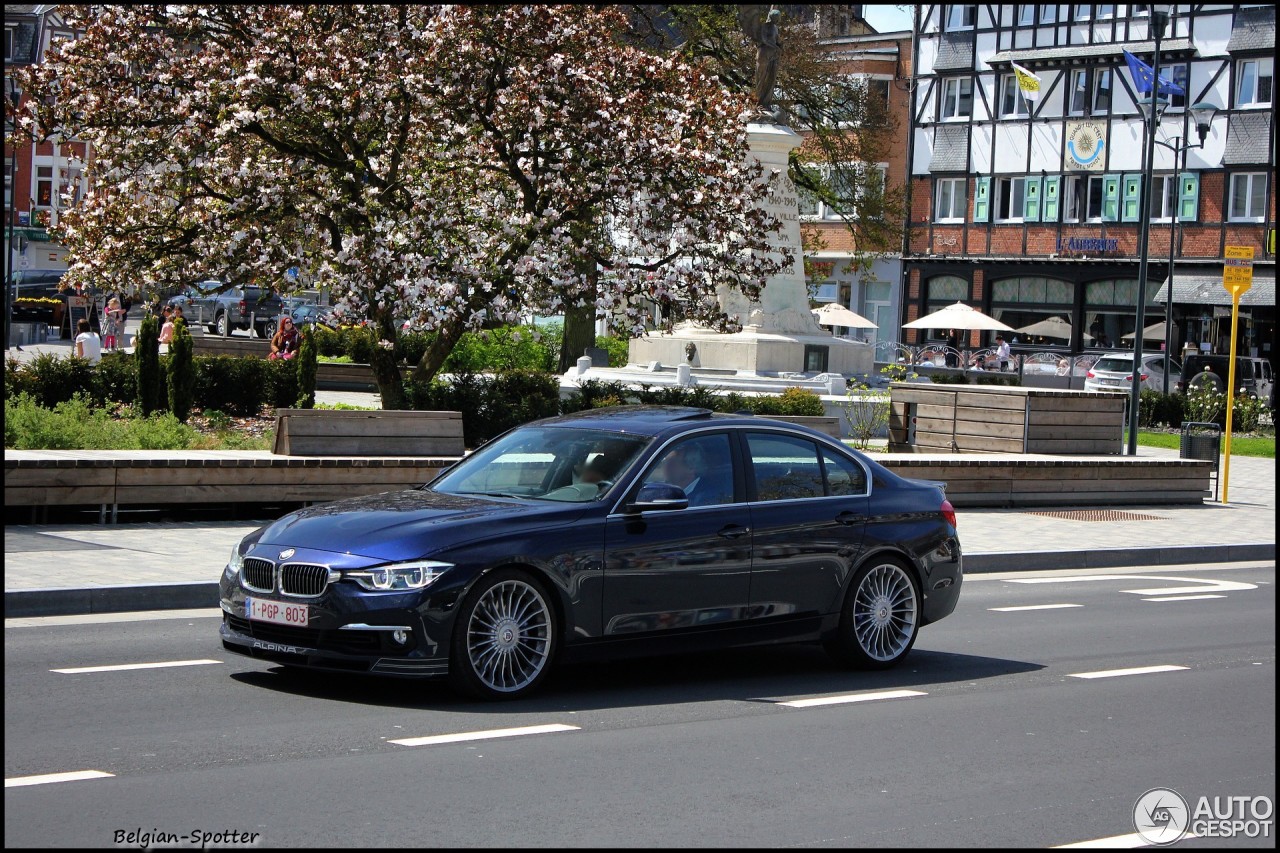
369,312 -> 406,410
413,320 -> 467,385
558,253 -> 599,373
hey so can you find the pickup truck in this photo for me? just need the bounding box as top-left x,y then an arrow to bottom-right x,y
169,281 -> 283,339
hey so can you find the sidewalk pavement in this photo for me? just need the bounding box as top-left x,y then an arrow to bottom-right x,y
3,337 -> 1275,617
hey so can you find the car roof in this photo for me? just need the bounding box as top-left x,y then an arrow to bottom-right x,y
534,405 -> 830,441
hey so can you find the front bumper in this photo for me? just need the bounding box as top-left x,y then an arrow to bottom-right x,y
219,576 -> 450,678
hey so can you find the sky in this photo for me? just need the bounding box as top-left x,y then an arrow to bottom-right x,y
861,4 -> 914,34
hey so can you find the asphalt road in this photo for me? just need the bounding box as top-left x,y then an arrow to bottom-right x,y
4,562 -> 1275,848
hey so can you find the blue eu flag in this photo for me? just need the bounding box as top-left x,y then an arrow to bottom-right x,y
1123,50 -> 1185,97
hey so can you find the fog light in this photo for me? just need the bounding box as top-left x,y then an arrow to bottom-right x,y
392,630 -> 410,645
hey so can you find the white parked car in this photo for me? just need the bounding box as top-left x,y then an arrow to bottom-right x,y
1084,352 -> 1181,394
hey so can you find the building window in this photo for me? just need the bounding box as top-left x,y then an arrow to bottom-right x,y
946,5 -> 976,30
935,178 -> 968,222
1074,5 -> 1093,20
999,73 -> 1030,117
1086,175 -> 1107,221
1095,4 -> 1115,18
1236,58 -> 1274,108
1229,173 -> 1268,221
3,161 -> 11,212
797,163 -> 881,221
1017,5 -> 1035,25
3,27 -> 15,63
35,166 -> 54,209
1059,174 -> 1080,220
1166,64 -> 1189,110
1149,175 -> 1178,221
1068,70 -> 1090,116
1092,69 -> 1112,114
995,177 -> 1026,222
941,77 -> 973,119
1040,5 -> 1057,23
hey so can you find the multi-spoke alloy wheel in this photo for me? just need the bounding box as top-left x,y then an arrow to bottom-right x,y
451,570 -> 556,700
825,558 -> 920,669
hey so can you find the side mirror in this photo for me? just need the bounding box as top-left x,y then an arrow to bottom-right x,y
626,482 -> 689,513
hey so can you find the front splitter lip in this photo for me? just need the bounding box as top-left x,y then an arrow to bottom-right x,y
219,620 -> 449,680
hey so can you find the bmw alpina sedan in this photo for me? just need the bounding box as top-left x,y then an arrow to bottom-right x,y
220,406 -> 962,700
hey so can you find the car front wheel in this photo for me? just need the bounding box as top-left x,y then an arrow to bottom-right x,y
215,312 -> 229,337
825,557 -> 920,669
449,569 -> 557,700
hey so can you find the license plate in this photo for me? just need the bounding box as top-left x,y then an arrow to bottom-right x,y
246,597 -> 309,628
1101,378 -> 1119,385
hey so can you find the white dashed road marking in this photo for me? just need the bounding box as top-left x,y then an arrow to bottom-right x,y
1141,594 -> 1226,603
1068,665 -> 1188,679
5,770 -> 115,788
389,724 -> 580,747
1053,830 -> 1200,848
777,689 -> 927,708
989,603 -> 1083,612
51,659 -> 222,674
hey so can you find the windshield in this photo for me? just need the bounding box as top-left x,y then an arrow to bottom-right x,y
431,427 -> 651,503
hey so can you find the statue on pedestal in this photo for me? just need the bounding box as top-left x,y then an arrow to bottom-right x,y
739,5 -> 783,122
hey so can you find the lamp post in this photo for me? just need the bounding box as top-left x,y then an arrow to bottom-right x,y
1151,100 -> 1220,394
4,77 -> 21,352
1127,3 -> 1172,456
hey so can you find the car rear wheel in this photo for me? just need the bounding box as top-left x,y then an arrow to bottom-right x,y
449,569 -> 557,700
825,557 -> 920,669
215,312 -> 229,337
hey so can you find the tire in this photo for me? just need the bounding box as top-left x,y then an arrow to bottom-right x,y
825,557 -> 921,670
215,312 -> 229,337
1189,371 -> 1224,394
449,569 -> 558,701
257,319 -> 275,340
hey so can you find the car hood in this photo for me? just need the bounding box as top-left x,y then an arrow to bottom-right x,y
253,489 -> 588,562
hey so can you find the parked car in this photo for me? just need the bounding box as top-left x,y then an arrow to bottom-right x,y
219,406 -> 963,700
282,302 -> 334,329
1178,354 -> 1275,409
7,269 -> 67,301
170,281 -> 283,338
1083,352 -> 1180,394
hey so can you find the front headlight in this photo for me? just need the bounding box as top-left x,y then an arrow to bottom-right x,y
344,561 -> 452,592
224,540 -> 247,580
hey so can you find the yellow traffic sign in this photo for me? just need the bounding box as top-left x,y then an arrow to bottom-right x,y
1223,245 -> 1254,295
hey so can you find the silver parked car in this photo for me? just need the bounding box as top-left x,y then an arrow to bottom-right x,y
1084,352 -> 1181,393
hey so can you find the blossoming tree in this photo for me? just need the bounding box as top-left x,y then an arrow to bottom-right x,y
17,5 -> 787,407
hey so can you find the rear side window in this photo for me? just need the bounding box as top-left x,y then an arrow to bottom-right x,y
746,433 -> 824,501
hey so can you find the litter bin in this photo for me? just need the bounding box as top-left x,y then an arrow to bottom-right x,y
1180,421 -> 1222,501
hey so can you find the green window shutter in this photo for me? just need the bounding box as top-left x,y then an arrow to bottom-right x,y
1121,174 -> 1143,222
1042,175 -> 1060,222
973,176 -> 991,222
1178,172 -> 1200,222
1023,177 -> 1043,222
1102,174 -> 1121,222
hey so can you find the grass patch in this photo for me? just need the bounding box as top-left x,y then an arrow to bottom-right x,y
1137,429 -> 1274,458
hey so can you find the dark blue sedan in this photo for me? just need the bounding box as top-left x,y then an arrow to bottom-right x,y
219,406 -> 962,700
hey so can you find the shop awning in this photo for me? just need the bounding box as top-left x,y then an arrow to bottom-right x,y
1154,272 -> 1275,308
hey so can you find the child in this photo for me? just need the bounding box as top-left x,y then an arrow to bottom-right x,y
103,297 -> 123,351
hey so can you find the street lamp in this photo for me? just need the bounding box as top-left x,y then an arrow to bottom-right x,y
1127,3 -> 1173,456
1141,98 -> 1220,394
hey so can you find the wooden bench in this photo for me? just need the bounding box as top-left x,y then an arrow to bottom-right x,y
272,409 -> 465,456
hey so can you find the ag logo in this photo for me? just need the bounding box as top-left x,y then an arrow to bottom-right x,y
1134,787 -> 1190,845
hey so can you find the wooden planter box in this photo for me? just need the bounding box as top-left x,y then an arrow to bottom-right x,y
887,383 -> 1125,455
273,408 -> 464,456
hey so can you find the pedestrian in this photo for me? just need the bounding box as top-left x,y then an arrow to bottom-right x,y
74,317 -> 102,365
158,306 -> 176,348
102,296 -> 123,351
268,316 -> 301,360
945,329 -> 960,367
995,335 -> 1011,372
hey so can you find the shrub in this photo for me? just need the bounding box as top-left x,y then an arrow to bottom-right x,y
1139,390 -> 1185,429
404,369 -> 560,447
167,322 -> 196,422
596,335 -> 630,367
262,354 -> 300,410
442,326 -> 555,373
4,392 -> 198,449
20,351 -> 96,409
195,355 -> 264,416
93,350 -> 137,408
296,327 -> 317,409
135,313 -> 164,415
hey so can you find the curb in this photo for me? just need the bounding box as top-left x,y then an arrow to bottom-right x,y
4,543 -> 1274,618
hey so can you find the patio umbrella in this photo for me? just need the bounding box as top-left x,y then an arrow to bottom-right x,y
1122,321 -> 1168,341
1016,316 -> 1072,340
811,303 -> 878,329
902,301 -> 1014,332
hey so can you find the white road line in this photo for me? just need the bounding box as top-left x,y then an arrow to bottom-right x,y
989,603 -> 1083,612
5,770 -> 115,788
51,659 -> 222,674
1069,665 -> 1188,680
1009,575 -> 1134,584
7,609 -> 222,628
778,689 -> 927,708
1054,830 -> 1200,848
389,723 -> 580,747
1142,594 -> 1226,602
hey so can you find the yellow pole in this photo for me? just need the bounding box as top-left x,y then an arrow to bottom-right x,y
1221,291 -> 1241,503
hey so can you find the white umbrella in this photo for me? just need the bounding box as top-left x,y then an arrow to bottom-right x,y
902,301 -> 1014,332
1122,321 -> 1168,341
1016,316 -> 1072,340
811,303 -> 878,329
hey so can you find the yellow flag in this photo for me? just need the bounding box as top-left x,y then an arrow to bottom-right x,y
1012,62 -> 1042,101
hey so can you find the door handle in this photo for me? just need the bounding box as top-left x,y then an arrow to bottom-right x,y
836,511 -> 862,525
717,525 -> 751,539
